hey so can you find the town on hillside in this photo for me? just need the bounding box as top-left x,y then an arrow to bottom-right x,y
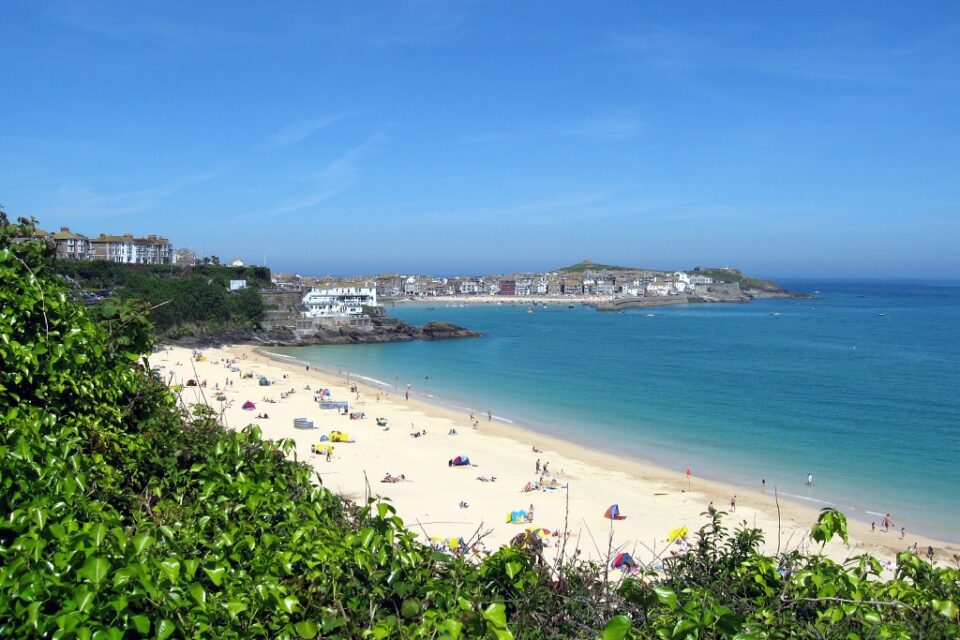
33,222 -> 789,328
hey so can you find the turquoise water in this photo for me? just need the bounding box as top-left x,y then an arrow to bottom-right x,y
274,281 -> 960,541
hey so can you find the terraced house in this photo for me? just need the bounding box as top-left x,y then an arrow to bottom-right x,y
91,233 -> 172,264
52,227 -> 93,260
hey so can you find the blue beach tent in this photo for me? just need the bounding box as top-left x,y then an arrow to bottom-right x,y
604,504 -> 627,520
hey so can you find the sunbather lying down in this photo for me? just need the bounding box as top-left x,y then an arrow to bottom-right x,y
476,476 -> 497,482
381,473 -> 408,483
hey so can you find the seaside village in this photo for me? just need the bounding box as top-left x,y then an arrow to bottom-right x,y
269,263 -> 732,303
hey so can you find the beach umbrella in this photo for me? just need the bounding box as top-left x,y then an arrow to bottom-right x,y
242,400 -> 256,410
668,526 -> 689,542
611,552 -> 636,570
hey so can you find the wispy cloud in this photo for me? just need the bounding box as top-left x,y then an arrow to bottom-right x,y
414,192 -> 612,225
302,0 -> 473,49
44,1 -> 242,50
462,111 -> 644,145
35,172 -> 216,221
268,113 -> 354,148
244,134 -> 384,218
602,22 -> 960,88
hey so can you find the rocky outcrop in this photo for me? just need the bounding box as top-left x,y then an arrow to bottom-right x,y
166,318 -> 481,348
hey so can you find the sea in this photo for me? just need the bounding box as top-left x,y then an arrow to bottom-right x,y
271,280 -> 960,542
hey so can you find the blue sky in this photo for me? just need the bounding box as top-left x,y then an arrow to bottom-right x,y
2,1 -> 958,278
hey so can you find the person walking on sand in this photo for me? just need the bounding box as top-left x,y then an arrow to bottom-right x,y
899,526 -> 905,540
730,495 -> 737,512
487,409 -> 492,422
535,459 -> 541,473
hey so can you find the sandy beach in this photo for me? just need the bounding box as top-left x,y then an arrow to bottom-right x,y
154,343 -> 955,573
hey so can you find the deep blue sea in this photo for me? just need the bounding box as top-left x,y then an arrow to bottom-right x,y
274,281 -> 960,541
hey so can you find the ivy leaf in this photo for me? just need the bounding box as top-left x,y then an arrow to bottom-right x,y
156,619 -> 175,640
933,599 -> 958,619
78,557 -> 110,585
131,615 -> 150,635
294,620 -> 318,639
281,595 -> 299,614
601,615 -> 631,640
189,583 -> 206,607
203,566 -> 225,586
654,586 -> 678,610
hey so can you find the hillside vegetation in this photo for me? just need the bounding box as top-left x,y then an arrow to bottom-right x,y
54,258 -> 267,335
557,261 -> 650,273
694,268 -> 785,293
2,215 -> 958,638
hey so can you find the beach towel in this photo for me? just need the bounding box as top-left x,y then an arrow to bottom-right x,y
506,509 -> 528,524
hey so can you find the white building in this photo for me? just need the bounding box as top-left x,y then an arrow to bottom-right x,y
231,258 -> 245,267
302,286 -> 378,317
688,274 -> 714,285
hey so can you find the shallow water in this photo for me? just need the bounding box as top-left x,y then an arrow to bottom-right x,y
276,280 -> 960,541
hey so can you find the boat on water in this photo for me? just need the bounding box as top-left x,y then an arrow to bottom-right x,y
771,312 -> 781,317
646,313 -> 655,317
877,312 -> 887,317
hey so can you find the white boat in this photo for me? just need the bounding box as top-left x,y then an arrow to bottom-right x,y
771,312 -> 781,317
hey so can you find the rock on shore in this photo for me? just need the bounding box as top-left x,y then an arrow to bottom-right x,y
167,318 -> 481,348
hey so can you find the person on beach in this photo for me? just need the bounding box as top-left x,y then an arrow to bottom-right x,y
707,501 -> 716,516
535,459 -> 541,473
871,522 -> 875,532
882,514 -> 891,531
761,478 -> 765,491
326,449 -> 332,462
899,527 -> 905,540
806,473 -> 813,486
926,546 -> 935,561
487,410 -> 492,422
730,495 -> 737,512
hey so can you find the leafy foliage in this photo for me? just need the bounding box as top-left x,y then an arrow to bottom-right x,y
1,213 -> 957,638
53,258 -> 268,334
556,261 -> 653,273
693,268 -> 784,292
